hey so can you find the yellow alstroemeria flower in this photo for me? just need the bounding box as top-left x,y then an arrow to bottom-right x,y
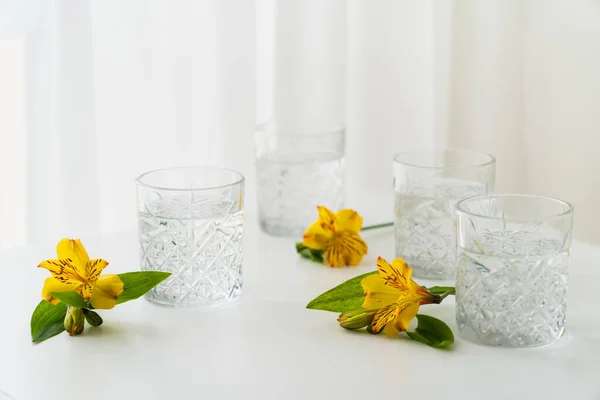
361,257 -> 439,336
302,206 -> 368,267
38,239 -> 124,310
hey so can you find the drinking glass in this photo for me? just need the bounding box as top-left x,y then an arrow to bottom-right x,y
393,149 -> 495,280
455,194 -> 574,347
136,167 -> 244,308
255,120 -> 345,236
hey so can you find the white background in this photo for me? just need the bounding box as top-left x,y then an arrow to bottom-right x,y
1,0 -> 600,248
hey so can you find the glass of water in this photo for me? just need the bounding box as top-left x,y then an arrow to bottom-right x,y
255,120 -> 345,236
393,149 -> 495,280
136,167 -> 244,308
455,194 -> 574,347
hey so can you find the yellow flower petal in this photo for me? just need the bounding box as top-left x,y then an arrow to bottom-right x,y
78,259 -> 109,299
334,209 -> 363,232
38,259 -> 86,285
373,296 -> 421,336
371,303 -> 399,333
361,274 -> 399,310
376,257 -> 413,291
324,231 -> 368,267
56,239 -> 90,277
90,274 -> 124,309
383,319 -> 400,337
41,277 -> 79,304
85,259 -> 109,281
302,220 -> 333,250
395,301 -> 420,332
362,256 -> 432,336
317,205 -> 335,226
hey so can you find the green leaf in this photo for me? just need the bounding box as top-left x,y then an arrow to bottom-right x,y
406,314 -> 454,349
82,309 -> 103,327
31,300 -> 68,343
51,291 -> 89,308
296,242 -> 324,263
306,270 -> 378,312
115,271 -> 171,305
426,286 -> 456,296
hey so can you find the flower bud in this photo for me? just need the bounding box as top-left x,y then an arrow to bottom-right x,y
337,309 -> 377,330
64,306 -> 85,336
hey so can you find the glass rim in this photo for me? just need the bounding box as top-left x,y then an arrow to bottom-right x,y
135,166 -> 245,192
455,193 -> 574,222
254,120 -> 345,138
393,148 -> 495,170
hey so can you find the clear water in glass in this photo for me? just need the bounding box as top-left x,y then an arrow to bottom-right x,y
394,177 -> 487,279
456,230 -> 568,347
139,196 -> 243,308
256,151 -> 344,236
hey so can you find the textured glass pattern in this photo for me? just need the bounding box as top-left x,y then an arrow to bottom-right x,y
393,149 -> 495,280
456,230 -> 568,347
137,166 -> 244,309
394,178 -> 487,279
139,196 -> 243,308
256,152 -> 345,236
455,194 -> 573,347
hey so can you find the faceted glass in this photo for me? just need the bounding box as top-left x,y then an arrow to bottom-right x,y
393,149 -> 495,280
255,120 -> 345,237
136,167 -> 244,308
455,194 -> 574,347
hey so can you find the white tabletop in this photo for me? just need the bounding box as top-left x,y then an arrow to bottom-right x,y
1,220 -> 599,400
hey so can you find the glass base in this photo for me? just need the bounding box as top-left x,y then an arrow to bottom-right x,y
458,324 -> 565,348
145,290 -> 242,309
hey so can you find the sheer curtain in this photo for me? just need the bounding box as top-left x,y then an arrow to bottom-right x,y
1,0 -> 599,249
1,0 -> 256,248
444,0 -> 600,242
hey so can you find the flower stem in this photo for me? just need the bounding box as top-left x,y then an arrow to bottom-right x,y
360,222 -> 394,231
437,289 -> 456,301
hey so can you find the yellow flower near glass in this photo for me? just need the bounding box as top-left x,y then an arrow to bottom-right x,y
31,239 -> 171,343
357,257 -> 440,335
307,256 -> 456,348
40,239 -> 123,310
296,206 -> 373,267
